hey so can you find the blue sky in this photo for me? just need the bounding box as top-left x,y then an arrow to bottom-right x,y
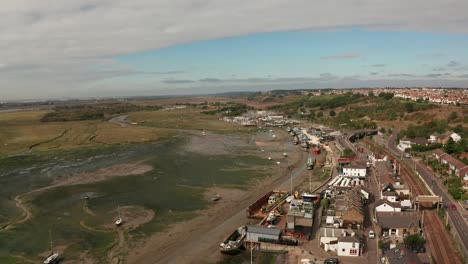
104,29 -> 468,92
1,0 -> 468,99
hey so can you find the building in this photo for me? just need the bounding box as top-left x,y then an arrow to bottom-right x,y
397,137 -> 412,151
432,149 -> 447,161
428,133 -> 440,144
381,183 -> 400,203
336,188 -> 364,229
375,200 -> 402,212
246,225 -> 282,243
450,132 -> 462,143
383,245 -> 422,264
440,155 -> 468,177
337,235 -> 362,256
376,212 -> 421,242
342,162 -> 367,178
319,227 -> 343,252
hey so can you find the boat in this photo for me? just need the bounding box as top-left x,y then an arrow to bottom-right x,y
43,230 -> 59,264
266,212 -> 277,222
283,152 -> 288,157
307,157 -> 315,170
115,205 -> 123,226
202,129 -> 206,136
212,193 -> 221,201
43,253 -> 59,264
219,226 -> 247,254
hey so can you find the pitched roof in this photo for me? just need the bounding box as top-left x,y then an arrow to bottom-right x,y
385,245 -> 422,264
376,212 -> 420,229
375,199 -> 401,208
411,137 -> 428,145
441,155 -> 468,170
432,149 -> 447,157
338,236 -> 360,243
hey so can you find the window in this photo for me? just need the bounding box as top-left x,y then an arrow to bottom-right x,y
350,249 -> 358,255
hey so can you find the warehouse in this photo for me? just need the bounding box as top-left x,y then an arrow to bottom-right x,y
246,225 -> 282,243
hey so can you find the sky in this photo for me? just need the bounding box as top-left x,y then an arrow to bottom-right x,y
1,0 -> 468,100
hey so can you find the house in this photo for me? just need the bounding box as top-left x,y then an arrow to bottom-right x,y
342,162 -> 367,178
375,200 -> 402,212
335,190 -> 364,227
450,132 -> 462,143
319,227 -> 344,252
438,134 -> 451,144
428,133 -> 440,144
369,152 -> 387,166
246,225 -> 282,243
432,149 -> 447,161
440,155 -> 468,177
376,212 -> 421,241
337,235 -> 362,256
463,175 -> 468,191
381,183 -> 400,203
410,137 -> 428,146
383,245 -> 422,264
398,137 -> 412,151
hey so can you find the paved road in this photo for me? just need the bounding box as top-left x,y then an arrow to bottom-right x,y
109,114 -> 130,127
387,132 -> 468,257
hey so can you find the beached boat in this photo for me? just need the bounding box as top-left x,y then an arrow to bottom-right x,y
115,205 -> 123,226
219,226 -> 247,254
202,129 -> 206,136
43,253 -> 59,264
43,230 -> 59,264
212,193 -> 221,201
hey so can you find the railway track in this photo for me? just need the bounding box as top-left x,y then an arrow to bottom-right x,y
424,211 -> 461,264
363,139 -> 428,196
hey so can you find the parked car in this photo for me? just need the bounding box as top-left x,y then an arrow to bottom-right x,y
451,204 -> 458,211
412,246 -> 426,253
324,258 -> 339,264
368,230 -> 375,239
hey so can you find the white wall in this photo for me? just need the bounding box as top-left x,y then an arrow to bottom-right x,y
337,241 -> 360,256
375,203 -> 401,212
343,167 -> 367,178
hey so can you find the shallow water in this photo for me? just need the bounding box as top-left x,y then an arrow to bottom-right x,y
0,132 -> 271,261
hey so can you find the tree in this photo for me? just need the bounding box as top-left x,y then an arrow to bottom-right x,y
379,127 -> 386,134
317,111 -> 323,118
404,234 -> 425,248
321,198 -> 330,209
404,102 -> 415,113
329,110 -> 336,117
449,111 -> 458,121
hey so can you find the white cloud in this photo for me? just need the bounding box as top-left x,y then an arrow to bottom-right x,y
1,0 -> 468,99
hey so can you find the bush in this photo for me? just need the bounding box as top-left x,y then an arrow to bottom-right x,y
404,234 -> 425,248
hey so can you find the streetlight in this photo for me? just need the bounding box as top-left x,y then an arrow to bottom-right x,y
250,241 -> 256,264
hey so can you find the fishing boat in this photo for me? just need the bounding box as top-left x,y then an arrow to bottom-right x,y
212,193 -> 221,201
219,226 -> 247,254
115,205 -> 123,226
43,230 -> 59,264
307,156 -> 315,170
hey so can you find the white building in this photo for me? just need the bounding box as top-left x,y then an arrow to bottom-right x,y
397,138 -> 412,151
337,236 -> 361,256
342,163 -> 367,178
375,200 -> 402,212
450,133 -> 462,143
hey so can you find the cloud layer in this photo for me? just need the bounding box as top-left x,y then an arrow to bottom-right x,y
1,0 -> 468,99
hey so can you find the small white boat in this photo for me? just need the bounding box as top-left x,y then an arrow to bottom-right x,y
115,205 -> 123,226
283,152 -> 288,157
115,218 -> 123,226
268,157 -> 272,160
43,253 -> 59,264
212,193 -> 221,201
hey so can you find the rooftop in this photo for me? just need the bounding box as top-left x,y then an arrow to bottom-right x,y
377,212 -> 420,229
246,225 -> 282,236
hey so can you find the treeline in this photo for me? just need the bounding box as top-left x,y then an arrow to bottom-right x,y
202,103 -> 252,116
41,103 -> 162,122
271,92 -> 365,112
399,121 -> 465,139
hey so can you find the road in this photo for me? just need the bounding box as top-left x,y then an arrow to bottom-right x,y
108,114 -> 130,127
387,132 -> 468,259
